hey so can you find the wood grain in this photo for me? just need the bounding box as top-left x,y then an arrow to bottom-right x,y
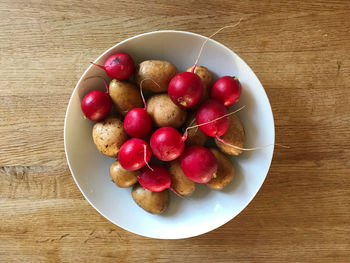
0,0 -> 349,262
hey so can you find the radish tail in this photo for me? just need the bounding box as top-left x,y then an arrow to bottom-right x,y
139,78 -> 161,109
139,79 -> 148,109
84,75 -> 109,93
90,62 -> 106,70
143,145 -> 153,171
192,18 -> 243,71
215,136 -> 289,151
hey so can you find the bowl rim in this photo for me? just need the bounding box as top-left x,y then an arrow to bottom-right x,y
64,30 -> 275,239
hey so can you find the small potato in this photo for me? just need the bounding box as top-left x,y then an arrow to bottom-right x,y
147,93 -> 187,128
92,116 -> 128,157
135,60 -> 178,93
109,79 -> 143,116
206,148 -> 235,190
132,184 -> 169,214
184,114 -> 208,146
187,65 -> 212,105
215,111 -> 245,156
110,161 -> 138,188
169,159 -> 195,196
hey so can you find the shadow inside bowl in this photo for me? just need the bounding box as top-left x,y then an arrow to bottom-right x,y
189,184 -> 212,200
221,160 -> 245,194
161,192 -> 185,217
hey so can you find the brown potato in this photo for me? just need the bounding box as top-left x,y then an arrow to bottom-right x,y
131,184 -> 169,214
184,114 -> 208,146
169,159 -> 195,196
215,111 -> 245,156
92,116 -> 128,157
110,161 -> 138,188
109,79 -> 143,116
147,93 -> 187,128
206,148 -> 235,190
135,60 -> 178,93
186,65 -> 212,105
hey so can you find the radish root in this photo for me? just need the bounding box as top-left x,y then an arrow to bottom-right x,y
140,78 -> 161,89
143,144 -> 153,171
84,75 -> 110,93
216,136 -> 289,151
139,79 -> 148,109
139,78 -> 161,109
187,116 -> 199,134
90,62 -> 105,70
192,18 -> 243,72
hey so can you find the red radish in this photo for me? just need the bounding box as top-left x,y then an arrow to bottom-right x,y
138,164 -> 171,192
150,127 -> 185,161
168,20 -> 243,109
180,146 -> 218,183
196,99 -> 229,137
91,52 -> 134,80
124,108 -> 152,138
123,82 -> 152,138
118,138 -> 152,171
81,78 -> 111,121
168,72 -> 203,108
211,76 -> 242,107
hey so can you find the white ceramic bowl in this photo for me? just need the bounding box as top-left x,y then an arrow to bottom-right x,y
64,30 -> 275,239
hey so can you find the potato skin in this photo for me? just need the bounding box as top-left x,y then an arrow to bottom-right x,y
132,184 -> 169,214
215,112 -> 245,156
186,65 -> 212,105
110,161 -> 138,188
135,60 -> 178,93
147,93 -> 187,128
109,79 -> 143,116
184,114 -> 208,146
169,159 -> 195,196
92,116 -> 128,157
206,148 -> 235,190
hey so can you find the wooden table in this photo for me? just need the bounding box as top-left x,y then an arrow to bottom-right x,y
1,0 -> 349,262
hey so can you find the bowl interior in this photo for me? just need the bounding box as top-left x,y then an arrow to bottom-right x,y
64,31 -> 274,239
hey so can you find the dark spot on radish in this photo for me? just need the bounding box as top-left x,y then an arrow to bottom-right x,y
113,57 -> 121,64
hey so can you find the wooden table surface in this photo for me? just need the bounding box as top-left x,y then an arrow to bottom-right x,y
1,0 -> 349,262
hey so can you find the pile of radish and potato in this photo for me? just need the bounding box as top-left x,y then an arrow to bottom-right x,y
81,48 -> 249,214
